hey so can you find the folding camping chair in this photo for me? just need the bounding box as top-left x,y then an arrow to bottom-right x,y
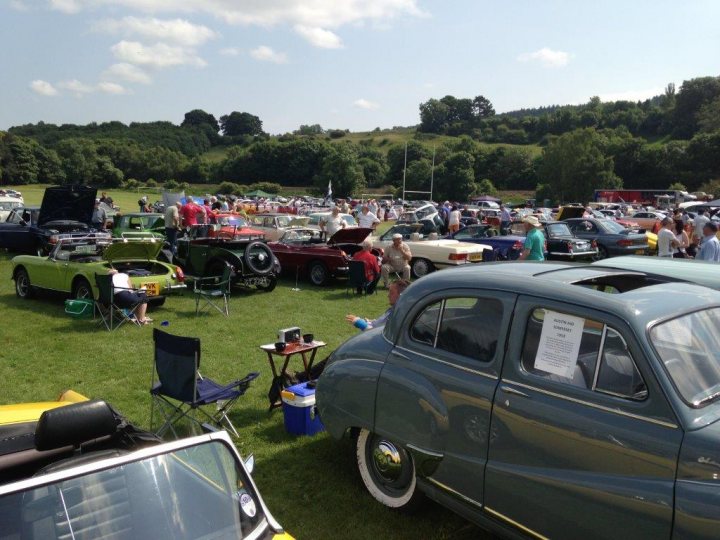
94,273 -> 147,330
346,260 -> 378,296
149,328 -> 259,438
193,263 -> 232,316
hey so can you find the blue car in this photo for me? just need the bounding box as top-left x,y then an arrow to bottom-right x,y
448,224 -> 524,260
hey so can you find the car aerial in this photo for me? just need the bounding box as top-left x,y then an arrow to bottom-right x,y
0,185 -> 96,255
268,227 -> 379,286
0,398 -> 293,539
509,220 -> 598,261
0,196 -> 24,223
447,224 -> 524,260
373,224 -> 491,278
317,262 -> 720,540
12,234 -> 184,303
564,217 -> 649,259
112,212 -> 165,239
174,224 -> 280,291
248,213 -> 311,241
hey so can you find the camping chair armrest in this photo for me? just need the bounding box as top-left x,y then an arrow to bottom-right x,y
200,372 -> 260,401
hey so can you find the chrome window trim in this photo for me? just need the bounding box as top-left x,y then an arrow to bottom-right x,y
591,325 -> 608,391
503,379 -> 678,429
395,345 -> 497,380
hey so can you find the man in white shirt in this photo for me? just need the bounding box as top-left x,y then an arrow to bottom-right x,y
320,207 -> 346,239
657,217 -> 679,257
357,206 -> 380,230
694,210 -> 710,242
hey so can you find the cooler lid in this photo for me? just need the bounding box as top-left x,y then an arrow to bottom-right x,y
285,382 -> 316,397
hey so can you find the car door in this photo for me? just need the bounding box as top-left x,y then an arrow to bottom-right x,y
374,290 -> 516,507
484,297 -> 682,540
31,246 -> 74,291
0,209 -> 27,250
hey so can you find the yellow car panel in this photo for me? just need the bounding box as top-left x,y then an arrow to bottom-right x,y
646,231 -> 657,253
0,390 -> 88,425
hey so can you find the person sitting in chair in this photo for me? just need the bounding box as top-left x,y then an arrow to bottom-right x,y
352,238 -> 381,294
381,234 -> 411,287
108,269 -> 151,325
345,279 -> 410,331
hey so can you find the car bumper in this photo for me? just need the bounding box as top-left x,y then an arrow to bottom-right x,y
608,245 -> 649,256
549,250 -> 598,260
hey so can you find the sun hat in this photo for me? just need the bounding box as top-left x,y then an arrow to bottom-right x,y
522,215 -> 542,227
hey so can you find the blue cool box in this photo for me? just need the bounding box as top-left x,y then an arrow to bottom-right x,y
281,382 -> 325,436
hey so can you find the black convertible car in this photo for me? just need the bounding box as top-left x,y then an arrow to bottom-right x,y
0,185 -> 95,255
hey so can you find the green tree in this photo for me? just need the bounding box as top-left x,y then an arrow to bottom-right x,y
316,144 -> 365,197
219,112 -> 264,137
434,151 -> 476,201
668,182 -> 687,191
295,124 -> 324,135
181,109 -> 219,133
538,128 -> 622,203
472,95 -> 495,119
386,141 -> 431,185
476,178 -> 497,196
418,99 -> 451,133
697,96 -> 720,134
404,159 -> 433,192
673,76 -> 720,138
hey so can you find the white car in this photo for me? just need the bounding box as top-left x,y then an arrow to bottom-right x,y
248,213 -> 310,241
0,196 -> 24,222
373,224 -> 492,278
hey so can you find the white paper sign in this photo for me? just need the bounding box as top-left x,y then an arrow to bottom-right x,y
534,311 -> 586,378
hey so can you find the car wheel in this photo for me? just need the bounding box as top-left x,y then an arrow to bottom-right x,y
356,429 -> 422,509
308,261 -> 328,286
593,245 -> 609,261
14,268 -> 35,299
244,241 -> 274,276
72,278 -> 93,300
411,258 -> 434,279
256,276 -> 277,292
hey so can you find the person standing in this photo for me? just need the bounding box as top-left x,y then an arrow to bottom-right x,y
500,205 -> 512,234
91,199 -> 107,230
694,210 -> 710,244
657,217 -> 680,258
320,207 -> 346,239
448,205 -> 462,233
518,216 -> 545,261
357,206 -> 381,230
164,201 -> 181,254
339,199 -> 350,214
696,222 -> 720,262
381,233 -> 412,286
180,196 -> 206,228
673,220 -> 690,258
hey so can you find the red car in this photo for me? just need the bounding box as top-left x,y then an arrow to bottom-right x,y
268,227 -> 381,285
208,214 -> 265,238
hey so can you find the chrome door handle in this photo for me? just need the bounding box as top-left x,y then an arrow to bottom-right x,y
501,385 -> 529,398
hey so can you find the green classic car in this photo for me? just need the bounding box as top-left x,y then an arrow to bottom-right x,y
11,234 -> 185,304
112,212 -> 165,239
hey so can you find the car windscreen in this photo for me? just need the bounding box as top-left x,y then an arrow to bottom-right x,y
650,307 -> 720,408
0,440 -> 266,540
0,201 -> 21,211
546,223 -> 572,237
282,229 -> 322,243
217,216 -> 248,227
276,215 -> 292,227
599,220 -> 627,234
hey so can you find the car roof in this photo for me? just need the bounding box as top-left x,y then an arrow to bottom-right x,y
385,262 -> 720,341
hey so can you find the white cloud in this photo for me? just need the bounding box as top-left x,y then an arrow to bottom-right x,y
219,47 -> 241,56
353,98 -> 379,110
294,25 -> 342,49
10,1 -> 30,11
30,80 -> 58,96
102,62 -> 152,84
57,79 -> 95,96
249,45 -> 287,64
597,87 -> 665,103
517,47 -> 571,68
93,16 -> 217,46
49,0 -> 82,13
98,81 -> 130,94
110,40 -> 206,67
45,0 -> 426,46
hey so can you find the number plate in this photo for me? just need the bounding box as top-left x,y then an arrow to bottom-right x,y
144,282 -> 160,296
469,253 -> 483,262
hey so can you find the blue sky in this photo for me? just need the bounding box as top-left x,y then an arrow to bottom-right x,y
1,0 -> 718,134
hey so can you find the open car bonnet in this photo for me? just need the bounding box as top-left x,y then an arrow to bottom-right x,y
103,240 -> 163,261
555,206 -> 586,220
39,185 -> 97,227
328,227 -> 373,244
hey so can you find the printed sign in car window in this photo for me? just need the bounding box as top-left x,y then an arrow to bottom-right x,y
534,310 -> 586,378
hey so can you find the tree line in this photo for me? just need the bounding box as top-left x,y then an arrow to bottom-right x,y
1,75 -> 719,204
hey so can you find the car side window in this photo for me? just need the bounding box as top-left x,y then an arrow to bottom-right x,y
521,308 -> 647,400
409,297 -> 503,363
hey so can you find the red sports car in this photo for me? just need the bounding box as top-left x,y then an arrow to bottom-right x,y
208,214 -> 265,238
268,227 -> 381,285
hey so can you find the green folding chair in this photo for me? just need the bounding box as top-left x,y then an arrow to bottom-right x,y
193,264 -> 232,316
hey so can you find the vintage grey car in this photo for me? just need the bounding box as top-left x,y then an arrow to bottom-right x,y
317,262 -> 720,539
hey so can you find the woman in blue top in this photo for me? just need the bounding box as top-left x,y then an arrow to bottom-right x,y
518,215 -> 545,261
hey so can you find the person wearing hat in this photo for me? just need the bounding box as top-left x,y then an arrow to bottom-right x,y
518,215 -> 545,261
381,233 -> 412,286
696,221 -> 720,262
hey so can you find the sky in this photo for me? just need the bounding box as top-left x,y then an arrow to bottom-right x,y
1,0 -> 719,134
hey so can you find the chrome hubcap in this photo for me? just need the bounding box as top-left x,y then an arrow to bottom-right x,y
17,276 -> 28,295
371,440 -> 403,482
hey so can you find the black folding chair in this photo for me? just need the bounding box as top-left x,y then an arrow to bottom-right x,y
193,263 -> 232,316
94,273 -> 147,330
149,329 -> 259,438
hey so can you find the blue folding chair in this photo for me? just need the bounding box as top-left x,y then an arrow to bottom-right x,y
150,329 -> 259,438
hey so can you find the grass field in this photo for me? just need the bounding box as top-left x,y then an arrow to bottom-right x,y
0,189 -> 490,539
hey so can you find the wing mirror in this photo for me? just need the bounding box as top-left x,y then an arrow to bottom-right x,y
244,454 -> 255,474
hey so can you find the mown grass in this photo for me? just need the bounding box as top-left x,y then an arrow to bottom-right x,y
0,202 -> 490,538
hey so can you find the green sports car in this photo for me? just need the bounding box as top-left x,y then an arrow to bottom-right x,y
11,234 -> 185,303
